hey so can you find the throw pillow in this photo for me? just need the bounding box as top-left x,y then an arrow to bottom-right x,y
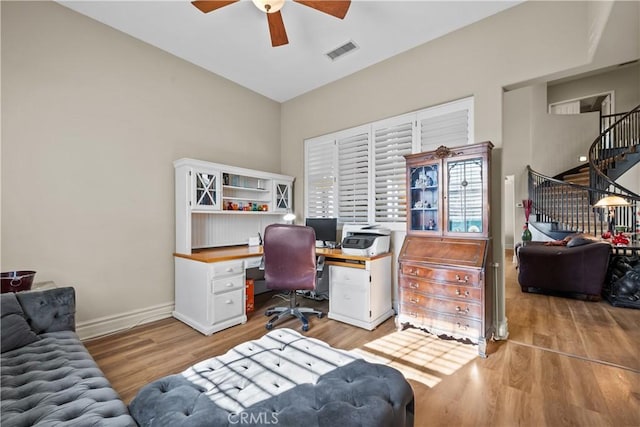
566,234 -> 598,248
1,292 -> 39,353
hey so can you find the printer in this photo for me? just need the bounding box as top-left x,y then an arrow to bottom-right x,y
341,224 -> 391,257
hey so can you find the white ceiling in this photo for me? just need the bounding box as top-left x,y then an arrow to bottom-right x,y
58,0 -> 521,102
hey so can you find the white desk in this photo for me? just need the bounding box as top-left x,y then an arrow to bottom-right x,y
173,246 -> 393,335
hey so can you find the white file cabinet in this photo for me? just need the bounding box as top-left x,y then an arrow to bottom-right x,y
328,255 -> 393,330
173,257 -> 247,335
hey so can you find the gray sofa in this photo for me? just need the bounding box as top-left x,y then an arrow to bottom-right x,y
1,287 -> 137,426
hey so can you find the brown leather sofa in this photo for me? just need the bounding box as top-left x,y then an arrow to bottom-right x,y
517,239 -> 612,300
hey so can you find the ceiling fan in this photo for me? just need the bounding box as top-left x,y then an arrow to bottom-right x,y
191,0 -> 351,47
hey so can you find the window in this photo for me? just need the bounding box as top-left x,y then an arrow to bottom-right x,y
305,97 -> 474,227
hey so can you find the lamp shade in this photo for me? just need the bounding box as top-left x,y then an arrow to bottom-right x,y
594,195 -> 630,207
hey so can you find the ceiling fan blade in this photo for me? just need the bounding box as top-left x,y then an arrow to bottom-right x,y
267,11 -> 289,47
294,0 -> 351,19
191,0 -> 239,14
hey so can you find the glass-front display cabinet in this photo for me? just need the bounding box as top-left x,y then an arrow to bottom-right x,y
398,141 -> 494,357
404,142 -> 491,238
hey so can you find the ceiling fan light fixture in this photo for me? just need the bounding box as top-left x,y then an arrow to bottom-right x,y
252,0 -> 285,13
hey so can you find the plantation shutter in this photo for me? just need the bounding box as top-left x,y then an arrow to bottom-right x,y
373,118 -> 414,223
305,138 -> 337,218
337,130 -> 370,223
419,100 -> 472,152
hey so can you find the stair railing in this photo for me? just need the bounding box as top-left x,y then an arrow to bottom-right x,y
527,105 -> 639,243
590,104 -> 640,201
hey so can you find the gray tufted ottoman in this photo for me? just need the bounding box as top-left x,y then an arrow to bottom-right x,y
130,329 -> 414,426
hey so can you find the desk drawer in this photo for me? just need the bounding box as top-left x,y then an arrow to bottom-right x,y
211,274 -> 244,294
209,260 -> 245,278
399,275 -> 481,301
401,264 -> 480,287
210,288 -> 243,323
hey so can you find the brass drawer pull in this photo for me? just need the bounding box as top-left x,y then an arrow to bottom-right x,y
408,268 -> 418,275
455,274 -> 469,283
456,306 -> 470,314
455,289 -> 470,297
409,282 -> 419,289
408,312 -> 418,318
456,322 -> 469,330
409,297 -> 419,304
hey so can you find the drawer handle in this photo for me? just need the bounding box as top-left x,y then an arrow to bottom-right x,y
409,282 -> 419,289
409,297 -> 419,304
225,282 -> 234,287
225,300 -> 233,304
456,306 -> 470,314
408,268 -> 417,275
455,274 -> 469,283
456,322 -> 469,330
225,267 -> 234,272
456,289 -> 470,298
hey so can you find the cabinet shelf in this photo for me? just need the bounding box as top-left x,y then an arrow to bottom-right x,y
223,185 -> 268,193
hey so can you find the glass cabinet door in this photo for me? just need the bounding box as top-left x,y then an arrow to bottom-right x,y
193,170 -> 220,210
274,181 -> 291,212
409,164 -> 439,232
446,158 -> 483,234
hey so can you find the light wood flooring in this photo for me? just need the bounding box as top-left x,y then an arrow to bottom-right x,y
85,252 -> 640,426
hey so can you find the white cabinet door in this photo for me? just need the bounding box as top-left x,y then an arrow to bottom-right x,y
273,180 -> 292,213
192,168 -> 222,211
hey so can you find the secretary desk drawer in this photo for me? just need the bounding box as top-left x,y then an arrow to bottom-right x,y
401,264 -> 480,286
398,305 -> 482,339
401,290 -> 482,319
400,276 -> 482,301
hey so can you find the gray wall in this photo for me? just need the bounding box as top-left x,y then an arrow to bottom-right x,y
1,1 -> 281,328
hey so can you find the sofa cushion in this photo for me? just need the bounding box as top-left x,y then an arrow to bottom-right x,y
1,330 -> 137,426
1,292 -> 39,353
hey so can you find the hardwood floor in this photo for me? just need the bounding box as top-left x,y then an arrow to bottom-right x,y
85,254 -> 640,426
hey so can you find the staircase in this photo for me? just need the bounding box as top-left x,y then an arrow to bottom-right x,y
527,105 -> 640,243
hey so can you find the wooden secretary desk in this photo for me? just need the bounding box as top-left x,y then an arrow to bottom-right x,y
397,141 -> 495,357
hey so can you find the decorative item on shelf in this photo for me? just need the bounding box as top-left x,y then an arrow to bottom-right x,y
427,219 -> 436,230
223,173 -> 229,185
522,199 -> 533,245
226,201 -> 233,210
426,175 -> 434,186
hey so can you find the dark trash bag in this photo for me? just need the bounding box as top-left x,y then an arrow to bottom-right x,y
1,271 -> 36,293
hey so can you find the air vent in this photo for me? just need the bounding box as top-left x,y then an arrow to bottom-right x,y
326,41 -> 358,61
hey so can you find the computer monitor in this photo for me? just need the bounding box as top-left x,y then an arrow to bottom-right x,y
305,218 -> 338,247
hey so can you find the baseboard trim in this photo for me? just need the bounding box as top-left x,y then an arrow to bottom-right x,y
77,302 -> 174,341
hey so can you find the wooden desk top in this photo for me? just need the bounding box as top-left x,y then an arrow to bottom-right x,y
174,245 -> 392,263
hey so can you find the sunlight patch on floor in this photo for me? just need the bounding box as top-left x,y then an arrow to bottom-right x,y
353,328 -> 478,388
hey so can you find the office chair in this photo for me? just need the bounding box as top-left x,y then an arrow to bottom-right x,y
262,223 -> 324,332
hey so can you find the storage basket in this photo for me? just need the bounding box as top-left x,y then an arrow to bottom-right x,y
1,271 -> 36,293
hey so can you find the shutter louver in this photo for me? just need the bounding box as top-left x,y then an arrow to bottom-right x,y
338,132 -> 370,223
420,109 -> 469,152
306,139 -> 336,218
374,121 -> 413,223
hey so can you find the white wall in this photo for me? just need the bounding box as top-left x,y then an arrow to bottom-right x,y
1,1 -> 281,333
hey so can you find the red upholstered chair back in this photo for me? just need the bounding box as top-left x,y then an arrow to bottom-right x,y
263,224 -> 317,292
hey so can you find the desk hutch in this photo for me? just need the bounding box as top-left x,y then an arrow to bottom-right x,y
397,141 -> 495,357
173,159 -> 394,335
